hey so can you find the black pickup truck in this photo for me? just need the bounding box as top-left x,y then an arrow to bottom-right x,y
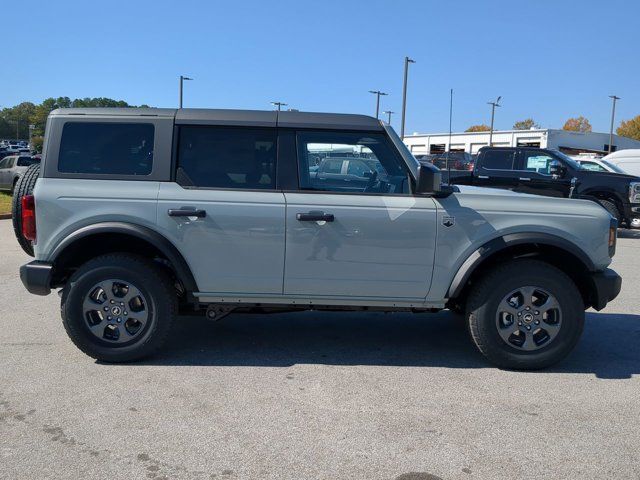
440,146 -> 640,228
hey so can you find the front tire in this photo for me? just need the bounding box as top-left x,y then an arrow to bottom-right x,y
61,254 -> 177,362
466,259 -> 584,370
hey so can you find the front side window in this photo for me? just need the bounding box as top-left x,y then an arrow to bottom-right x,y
297,131 -> 409,194
58,122 -> 154,175
522,151 -> 556,175
481,150 -> 516,170
177,126 -> 276,189
579,161 -> 607,172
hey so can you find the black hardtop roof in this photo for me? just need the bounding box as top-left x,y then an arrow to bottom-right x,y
49,107 -> 383,131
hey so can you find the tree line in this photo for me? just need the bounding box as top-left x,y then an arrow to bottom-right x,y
0,97 -> 149,151
466,115 -> 640,140
2,98 -> 639,151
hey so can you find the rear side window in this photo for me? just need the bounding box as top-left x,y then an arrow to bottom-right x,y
17,157 -> 39,167
481,150 -> 515,170
58,122 -> 154,175
176,126 -> 276,189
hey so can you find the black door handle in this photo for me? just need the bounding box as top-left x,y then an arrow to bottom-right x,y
296,211 -> 334,222
168,208 -> 206,218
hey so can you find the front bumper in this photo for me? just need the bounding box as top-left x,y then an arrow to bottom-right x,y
588,268 -> 622,311
623,203 -> 640,228
20,261 -> 53,296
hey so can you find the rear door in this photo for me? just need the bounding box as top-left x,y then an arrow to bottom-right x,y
474,149 -> 519,190
283,129 -> 437,300
0,158 -> 8,189
156,124 -> 286,295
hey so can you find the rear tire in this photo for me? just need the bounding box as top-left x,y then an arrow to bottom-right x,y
61,254 -> 177,362
466,259 -> 584,370
11,164 -> 40,256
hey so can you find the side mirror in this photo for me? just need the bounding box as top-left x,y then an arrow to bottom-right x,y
549,160 -> 567,178
416,162 -> 442,194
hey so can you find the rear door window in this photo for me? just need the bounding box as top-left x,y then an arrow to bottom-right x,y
481,150 -> 516,170
58,122 -> 154,175
176,126 -> 277,189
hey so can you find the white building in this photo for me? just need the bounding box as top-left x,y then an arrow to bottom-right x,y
403,128 -> 640,156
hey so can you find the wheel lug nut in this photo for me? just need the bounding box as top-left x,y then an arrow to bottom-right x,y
124,311 -> 128,316
525,306 -> 531,311
518,312 -> 522,316
103,307 -> 109,311
534,311 -> 539,315
518,322 -> 522,326
526,325 -> 531,330
110,300 -> 114,304
535,320 -> 540,325
107,316 -> 112,320
117,318 -> 121,323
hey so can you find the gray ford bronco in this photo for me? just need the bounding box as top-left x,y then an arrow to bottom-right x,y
17,108 -> 621,369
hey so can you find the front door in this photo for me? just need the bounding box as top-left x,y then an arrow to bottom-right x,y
157,125 -> 286,295
514,150 -> 572,198
474,148 -> 520,191
284,130 -> 437,300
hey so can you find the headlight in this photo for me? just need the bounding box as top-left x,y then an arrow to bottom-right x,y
630,182 -> 640,203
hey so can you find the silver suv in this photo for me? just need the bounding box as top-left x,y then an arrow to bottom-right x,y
0,155 -> 40,192
17,108 -> 621,369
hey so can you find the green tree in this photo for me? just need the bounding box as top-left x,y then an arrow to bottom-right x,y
513,118 -> 540,130
562,116 -> 592,133
465,124 -> 491,132
616,115 -> 640,142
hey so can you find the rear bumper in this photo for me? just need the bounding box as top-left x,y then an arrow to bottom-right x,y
20,261 -> 53,296
589,268 -> 622,311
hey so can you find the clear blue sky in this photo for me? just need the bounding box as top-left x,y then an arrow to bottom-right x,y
4,0 -> 639,134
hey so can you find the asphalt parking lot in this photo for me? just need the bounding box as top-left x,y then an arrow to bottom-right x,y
1,221 -> 639,480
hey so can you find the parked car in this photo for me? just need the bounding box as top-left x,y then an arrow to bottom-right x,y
601,149 -> 640,177
575,158 -> 627,174
16,107 -> 620,369
416,152 -> 474,171
0,155 -> 40,192
310,156 -> 386,191
444,146 -> 640,228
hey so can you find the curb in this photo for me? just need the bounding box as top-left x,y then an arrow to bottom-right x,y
0,213 -> 12,220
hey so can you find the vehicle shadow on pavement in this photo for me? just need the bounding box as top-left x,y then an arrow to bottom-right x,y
133,311 -> 640,378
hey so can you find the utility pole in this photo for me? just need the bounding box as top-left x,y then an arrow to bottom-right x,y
179,75 -> 193,108
400,56 -> 415,139
383,110 -> 395,125
608,95 -> 620,154
488,96 -> 502,147
271,101 -> 288,112
368,90 -> 388,119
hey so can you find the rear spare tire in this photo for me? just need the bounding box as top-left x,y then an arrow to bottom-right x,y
11,163 -> 40,256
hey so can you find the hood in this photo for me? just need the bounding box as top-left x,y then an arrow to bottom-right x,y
454,184 -> 537,197
577,169 -> 640,183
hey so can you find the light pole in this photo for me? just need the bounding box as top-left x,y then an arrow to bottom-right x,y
368,90 -> 388,119
179,75 -> 193,108
487,96 -> 502,147
608,95 -> 620,154
400,56 -> 415,139
383,110 -> 395,125
28,124 -> 34,148
271,101 -> 288,112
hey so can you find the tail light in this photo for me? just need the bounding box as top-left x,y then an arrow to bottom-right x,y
21,195 -> 36,242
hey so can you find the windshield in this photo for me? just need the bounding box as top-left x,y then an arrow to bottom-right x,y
550,150 -> 583,170
601,160 -> 626,174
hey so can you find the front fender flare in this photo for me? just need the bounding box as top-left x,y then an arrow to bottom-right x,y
446,232 -> 595,299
